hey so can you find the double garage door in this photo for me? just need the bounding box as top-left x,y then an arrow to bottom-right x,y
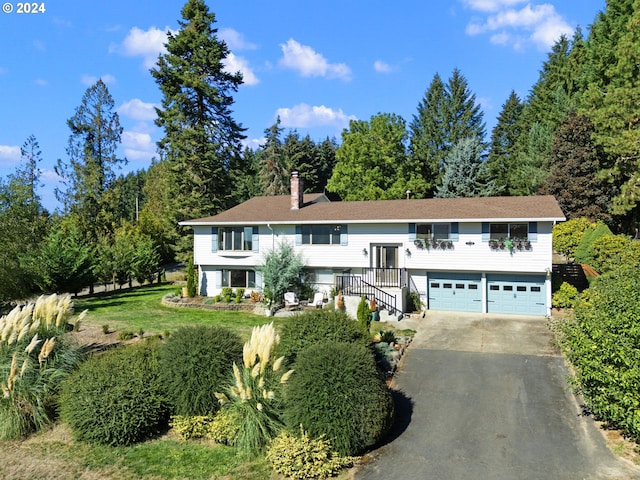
428,273 -> 547,316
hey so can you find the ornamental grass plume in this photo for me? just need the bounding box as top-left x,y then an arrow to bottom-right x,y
0,294 -> 85,440
215,322 -> 294,456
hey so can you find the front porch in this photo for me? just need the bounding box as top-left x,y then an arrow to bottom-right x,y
336,268 -> 407,320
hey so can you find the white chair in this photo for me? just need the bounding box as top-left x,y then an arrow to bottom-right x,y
312,292 -> 325,308
284,292 -> 299,309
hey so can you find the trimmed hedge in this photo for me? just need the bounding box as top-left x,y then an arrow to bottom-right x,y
158,326 -> 243,416
283,341 -> 394,456
557,265 -> 640,441
277,309 -> 370,365
59,340 -> 168,446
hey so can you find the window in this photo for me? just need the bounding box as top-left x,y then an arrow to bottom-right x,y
221,269 -> 256,288
218,227 -> 253,251
301,225 -> 342,245
417,223 -> 450,241
490,223 -> 528,241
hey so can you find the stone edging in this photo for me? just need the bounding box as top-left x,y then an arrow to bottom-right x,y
162,295 -> 268,315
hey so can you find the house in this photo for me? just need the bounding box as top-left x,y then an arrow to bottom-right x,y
180,172 -> 566,317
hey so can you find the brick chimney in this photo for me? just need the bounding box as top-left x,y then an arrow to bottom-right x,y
290,171 -> 304,210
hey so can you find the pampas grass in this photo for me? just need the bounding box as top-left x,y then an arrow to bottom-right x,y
0,293 -> 85,440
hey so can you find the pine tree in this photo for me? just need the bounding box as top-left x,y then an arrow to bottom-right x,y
436,137 -> 498,198
486,91 -> 524,194
152,0 -> 245,228
258,118 -> 289,196
55,79 -> 125,242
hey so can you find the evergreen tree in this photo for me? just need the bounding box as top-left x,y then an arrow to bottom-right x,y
408,69 -> 486,195
258,118 -> 289,195
55,79 -> 125,243
436,137 -> 498,198
408,73 -> 448,196
540,113 -> 610,221
17,134 -> 43,208
582,0 -> 640,220
152,0 -> 245,255
326,113 -> 410,201
486,91 -> 525,193
508,122 -> 554,196
315,137 -> 338,192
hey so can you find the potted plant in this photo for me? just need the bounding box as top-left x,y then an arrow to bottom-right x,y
370,298 -> 379,322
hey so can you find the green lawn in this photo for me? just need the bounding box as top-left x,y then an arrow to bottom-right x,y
73,283 -> 278,339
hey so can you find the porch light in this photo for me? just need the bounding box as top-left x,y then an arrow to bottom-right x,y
405,248 -> 411,257
362,248 -> 368,256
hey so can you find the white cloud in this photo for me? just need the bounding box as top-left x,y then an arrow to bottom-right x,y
242,137 -> 265,150
218,28 -> 257,51
111,26 -> 173,69
223,53 -> 259,86
465,3 -> 573,50
122,131 -> 155,161
0,145 -> 21,166
81,74 -> 116,86
462,0 -> 525,12
40,169 -> 62,183
118,99 -> 158,121
374,60 -> 393,73
276,103 -> 356,129
279,39 -> 351,81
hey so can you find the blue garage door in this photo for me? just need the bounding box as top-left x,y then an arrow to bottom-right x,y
428,272 -> 482,312
487,274 -> 546,315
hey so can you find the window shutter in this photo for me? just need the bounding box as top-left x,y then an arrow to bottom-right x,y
211,227 -> 218,252
529,222 -> 538,242
252,226 -> 259,252
408,223 -> 416,241
255,271 -> 263,290
295,225 -> 302,245
340,224 -> 348,246
450,222 -> 459,242
482,222 -> 490,242
214,270 -> 222,289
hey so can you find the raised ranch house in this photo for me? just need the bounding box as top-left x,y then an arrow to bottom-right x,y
180,173 -> 566,317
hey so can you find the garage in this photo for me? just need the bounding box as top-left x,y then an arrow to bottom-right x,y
486,274 -> 546,316
428,272 -> 482,312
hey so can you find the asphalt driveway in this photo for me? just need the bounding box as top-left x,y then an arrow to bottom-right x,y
353,312 -> 640,480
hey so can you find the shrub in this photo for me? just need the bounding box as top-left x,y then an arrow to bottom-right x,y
590,234 -> 640,275
406,290 -> 423,312
170,415 -> 214,440
0,294 -> 85,440
284,341 -> 394,456
59,340 -> 169,446
158,326 -> 243,416
573,221 -> 613,268
552,282 -> 579,309
207,408 -> 241,445
552,217 -> 594,258
557,265 -> 640,442
186,256 -> 197,298
266,427 -> 355,479
357,296 -> 371,333
117,330 -> 135,341
215,323 -> 294,456
276,309 -> 370,366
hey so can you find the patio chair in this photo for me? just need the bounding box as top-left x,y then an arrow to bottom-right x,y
312,292 -> 325,308
284,292 -> 299,310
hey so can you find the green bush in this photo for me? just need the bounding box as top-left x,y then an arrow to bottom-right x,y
573,221 -> 613,268
552,217 -> 594,258
170,409 -> 241,444
590,234 -> 640,275
158,326 -> 243,416
207,408 -> 241,445
357,296 -> 371,333
59,340 -> 169,446
556,265 -> 640,441
284,341 -> 394,456
186,256 -> 197,298
170,415 -> 214,440
552,282 -> 579,309
277,309 -> 370,366
266,427 -> 355,479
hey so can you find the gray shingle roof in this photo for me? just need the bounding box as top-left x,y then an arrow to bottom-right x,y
180,194 -> 566,226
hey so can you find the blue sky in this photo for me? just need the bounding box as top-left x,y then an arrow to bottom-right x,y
0,0 -> 604,210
